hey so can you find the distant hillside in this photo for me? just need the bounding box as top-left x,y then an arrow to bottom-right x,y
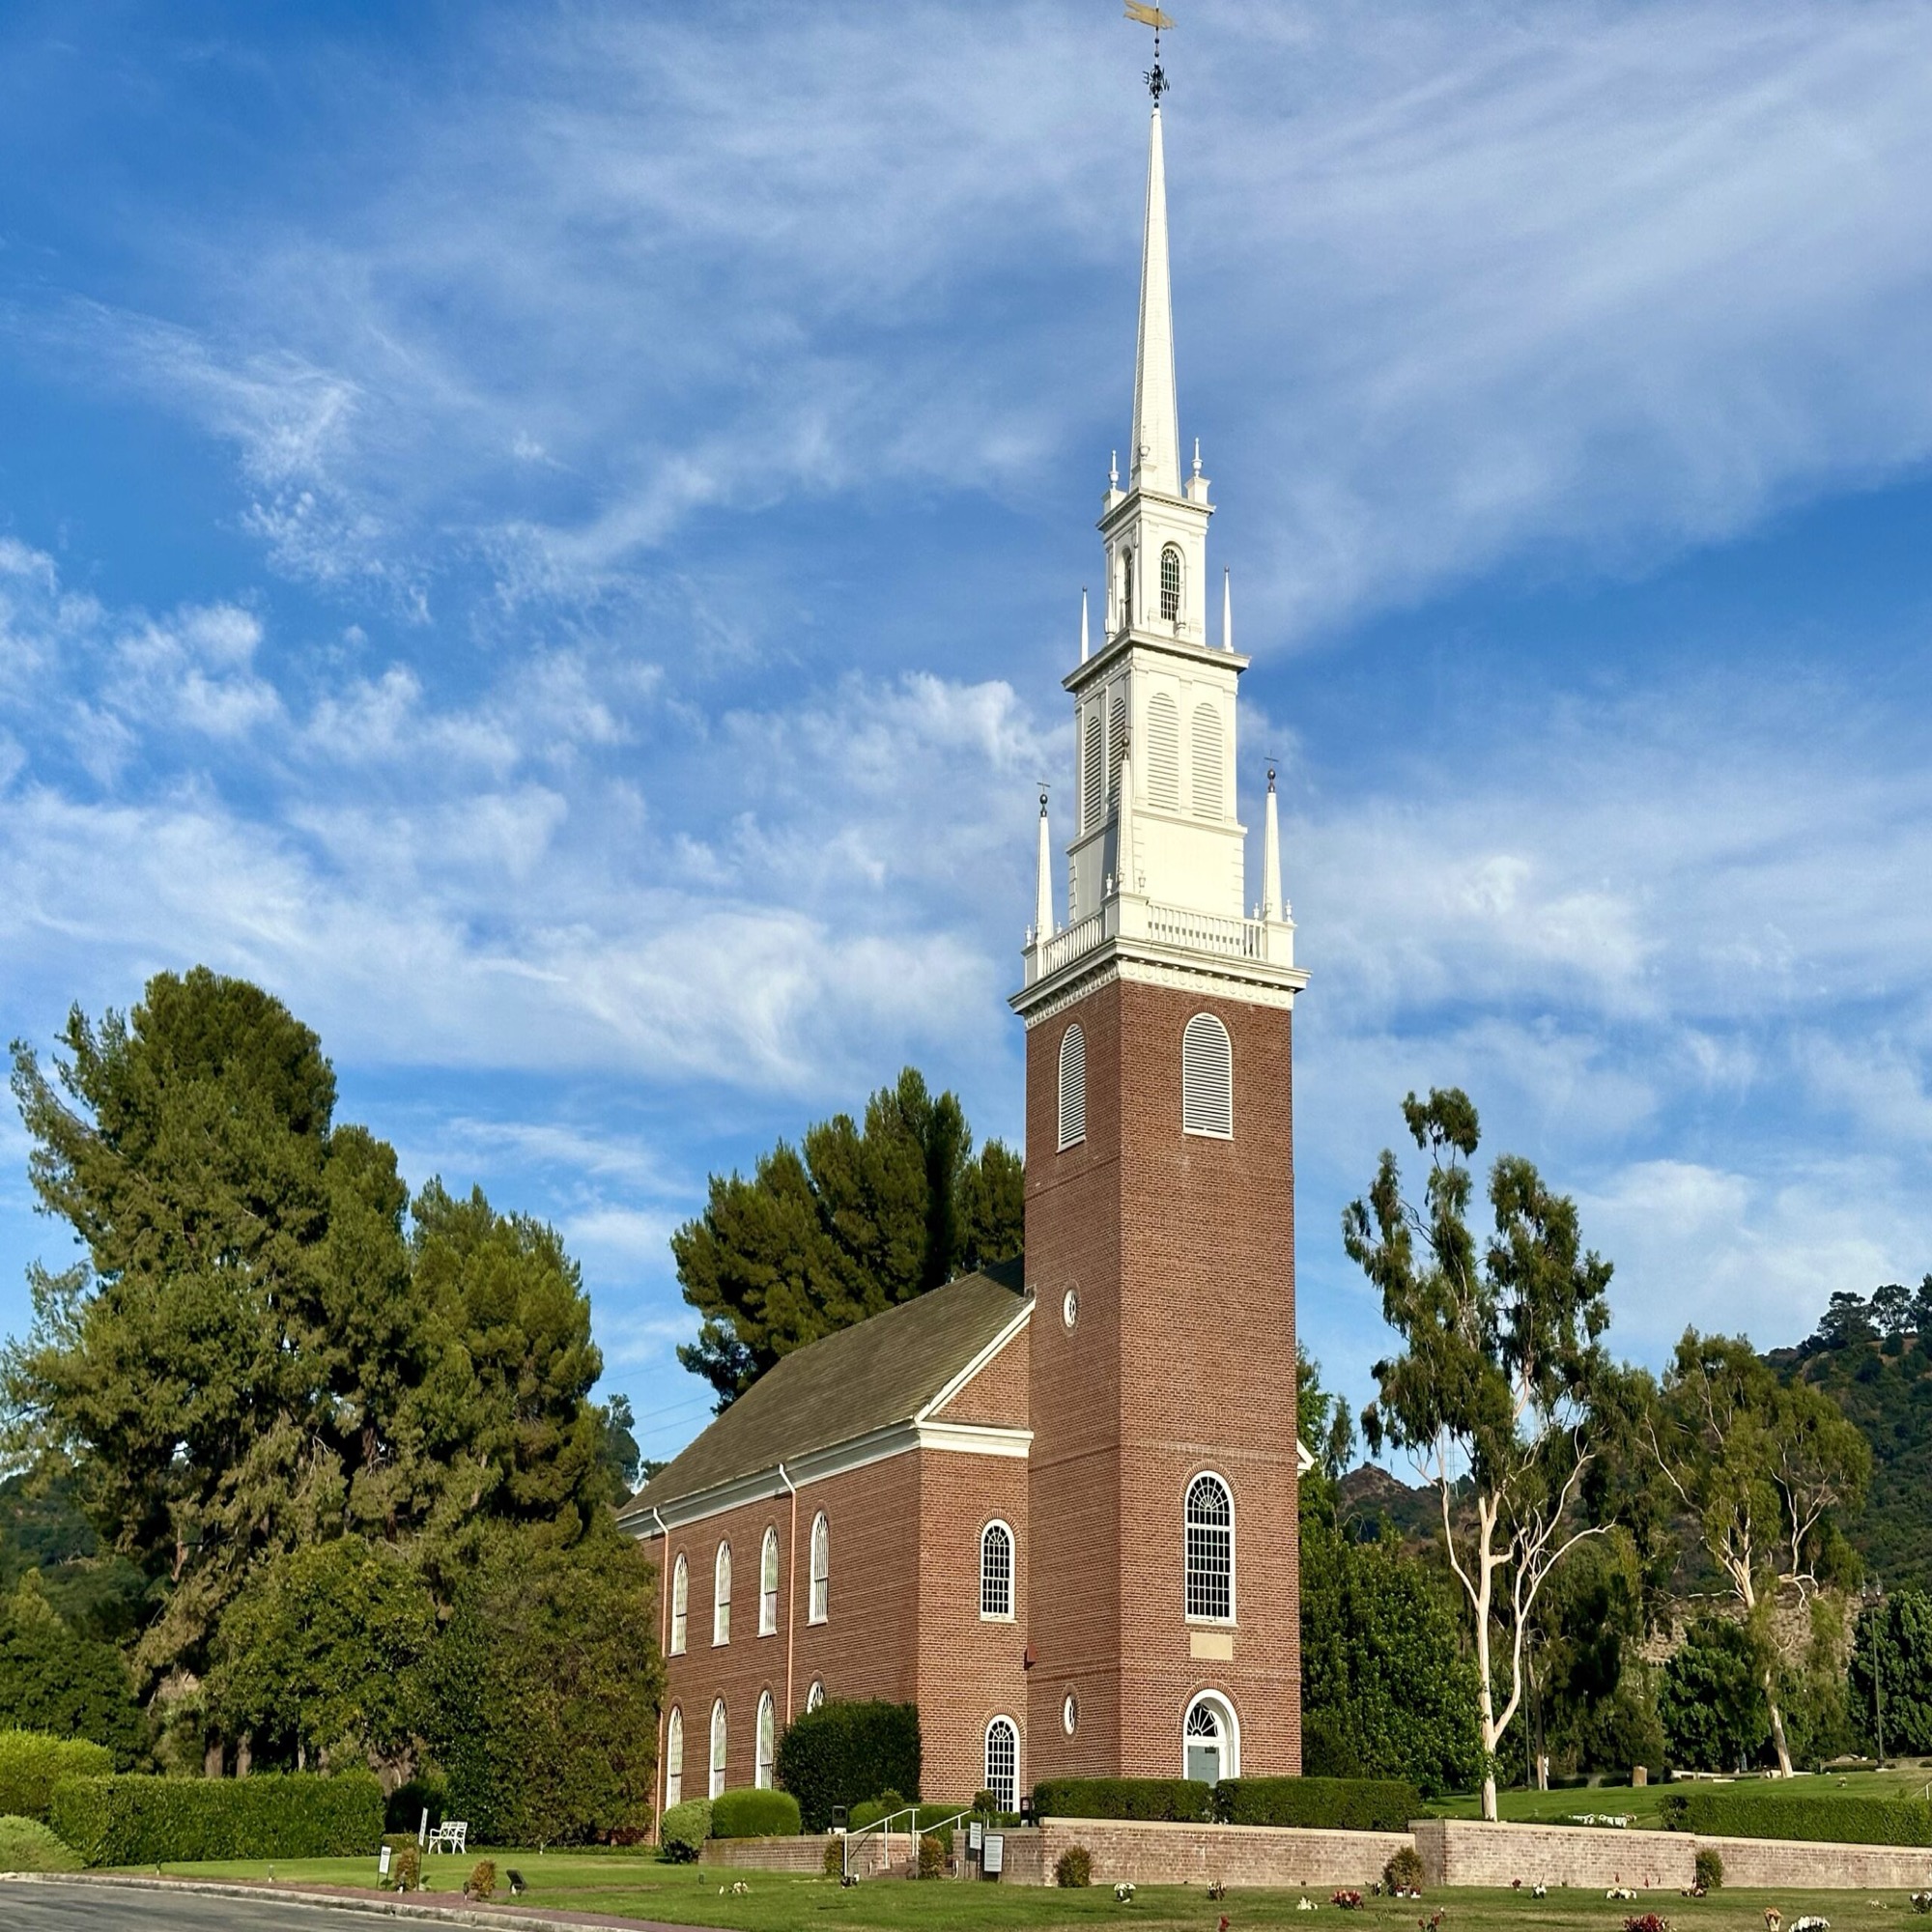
1771,1279 -> 1932,1593
1335,1462 -> 1443,1549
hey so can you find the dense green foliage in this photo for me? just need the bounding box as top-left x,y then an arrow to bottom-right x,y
0,1731 -> 112,1820
1030,1778 -> 1212,1823
0,1813 -> 80,1871
1851,1586 -> 1932,1754
1779,1286 -> 1932,1593
1212,1776 -> 1422,1831
1055,1845 -> 1093,1887
1660,1618 -> 1770,1772
48,1768 -> 383,1865
672,1069 -> 1024,1406
1660,1786 -> 1932,1845
710,1787 -> 803,1837
0,1585 -> 147,1766
422,1518 -> 662,1847
657,1798 -> 712,1861
384,1775 -> 447,1833
774,1699 -> 922,1831
847,1799 -> 963,1832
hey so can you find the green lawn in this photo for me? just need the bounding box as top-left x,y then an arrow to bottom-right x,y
139,1855 -> 1932,1932
1431,1768 -> 1932,1829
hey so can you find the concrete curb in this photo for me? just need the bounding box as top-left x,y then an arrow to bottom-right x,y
0,1870 -> 711,1932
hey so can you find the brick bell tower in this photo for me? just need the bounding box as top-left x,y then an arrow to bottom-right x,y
1013,79 -> 1309,1791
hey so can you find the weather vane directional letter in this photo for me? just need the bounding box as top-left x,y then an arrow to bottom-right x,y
1122,1 -> 1175,102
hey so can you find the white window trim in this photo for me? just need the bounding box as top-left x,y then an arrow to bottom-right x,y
669,1551 -> 688,1656
758,1524 -> 780,1637
709,1698 -> 728,1799
665,1704 -> 684,1808
1181,1690 -> 1240,1782
979,1518 -> 1016,1623
984,1715 -> 1020,1813
807,1678 -> 826,1712
755,1690 -> 777,1789
713,1540 -> 732,1647
809,1510 -> 830,1625
1183,1469 -> 1236,1626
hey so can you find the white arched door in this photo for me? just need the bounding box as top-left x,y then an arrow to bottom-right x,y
1183,1691 -> 1238,1784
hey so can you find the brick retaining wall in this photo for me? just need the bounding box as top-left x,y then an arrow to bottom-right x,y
1002,1820 -> 1412,1889
1698,1833 -> 1932,1891
1411,1820 -> 1692,1890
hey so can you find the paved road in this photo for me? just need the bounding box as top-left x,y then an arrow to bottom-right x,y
0,1883 -> 368,1929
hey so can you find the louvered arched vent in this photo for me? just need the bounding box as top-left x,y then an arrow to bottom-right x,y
1191,701 -> 1223,817
1146,693 -> 1180,810
1058,1023 -> 1087,1151
1180,1012 -> 1233,1139
1083,711 -> 1103,831
1107,690 -> 1128,807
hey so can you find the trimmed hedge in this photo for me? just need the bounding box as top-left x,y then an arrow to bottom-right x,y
775,1699 -> 921,1833
1213,1776 -> 1423,1832
710,1787 -> 802,1838
1031,1777 -> 1213,1823
658,1798 -> 711,1861
0,1732 -> 113,1823
1660,1789 -> 1932,1846
0,1813 -> 80,1872
48,1771 -> 383,1867
847,1800 -> 963,1833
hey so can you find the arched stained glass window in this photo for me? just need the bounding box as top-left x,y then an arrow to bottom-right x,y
709,1699 -> 728,1798
759,1525 -> 780,1635
666,1705 -> 684,1807
755,1690 -> 777,1788
713,1541 -> 731,1646
670,1552 -> 688,1655
810,1512 -> 830,1624
1185,1473 -> 1235,1623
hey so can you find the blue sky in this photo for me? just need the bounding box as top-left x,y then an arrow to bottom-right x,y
2,1 -> 1930,1473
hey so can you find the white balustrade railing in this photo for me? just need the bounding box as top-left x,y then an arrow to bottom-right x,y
1023,895 -> 1279,984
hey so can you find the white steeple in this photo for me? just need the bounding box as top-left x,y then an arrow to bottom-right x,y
1080,586 -> 1091,664
1130,106 -> 1181,497
1222,568 -> 1233,652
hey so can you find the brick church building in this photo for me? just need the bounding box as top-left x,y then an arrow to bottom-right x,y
622,88 -> 1310,1817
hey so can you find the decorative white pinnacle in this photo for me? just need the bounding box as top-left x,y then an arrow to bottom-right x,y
1262,766 -> 1283,921
1223,568 -> 1233,653
1129,105 -> 1180,497
1035,791 -> 1053,938
1080,586 -> 1090,664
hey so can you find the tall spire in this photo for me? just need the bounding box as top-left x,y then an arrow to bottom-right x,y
1129,105 -> 1181,497
1222,568 -> 1233,653
1035,790 -> 1053,937
1261,766 -> 1283,922
1080,585 -> 1091,663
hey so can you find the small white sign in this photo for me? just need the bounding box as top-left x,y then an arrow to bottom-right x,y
983,1833 -> 1005,1875
968,1821 -> 983,1852
379,1845 -> 392,1877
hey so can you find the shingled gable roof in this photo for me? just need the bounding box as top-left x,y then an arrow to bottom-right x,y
620,1259 -> 1029,1525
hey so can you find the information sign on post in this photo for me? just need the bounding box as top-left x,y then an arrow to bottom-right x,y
983,1833 -> 1005,1876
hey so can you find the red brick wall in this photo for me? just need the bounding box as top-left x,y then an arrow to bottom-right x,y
1005,1820 -> 1409,1889
1410,1820 -> 1692,1889
931,1321 -> 1030,1427
1024,972 -> 1300,1785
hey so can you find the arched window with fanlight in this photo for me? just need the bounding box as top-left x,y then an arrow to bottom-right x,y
1181,1012 -> 1234,1140
1183,1690 -> 1238,1783
665,1704 -> 684,1807
713,1541 -> 731,1646
670,1551 -> 688,1655
1057,1023 -> 1086,1151
759,1525 -> 780,1636
1185,1472 -> 1235,1623
1159,544 -> 1182,621
709,1698 -> 728,1798
755,1690 -> 777,1788
810,1511 -> 830,1624
984,1716 -> 1019,1812
980,1520 -> 1014,1620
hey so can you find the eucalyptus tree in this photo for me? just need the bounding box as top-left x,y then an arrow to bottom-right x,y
1345,1088 -> 1614,1821
1647,1329 -> 1870,1775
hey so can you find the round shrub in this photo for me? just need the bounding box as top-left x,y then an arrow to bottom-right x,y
466,1859 -> 497,1900
1693,1847 -> 1724,1891
0,1814 -> 79,1872
917,1832 -> 946,1880
1056,1845 -> 1094,1888
711,1787 -> 802,1838
0,1731 -> 112,1823
1383,1845 -> 1425,1893
657,1798 -> 712,1861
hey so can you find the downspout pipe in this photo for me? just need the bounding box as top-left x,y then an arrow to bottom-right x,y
777,1464 -> 798,1723
651,1508 -> 669,1821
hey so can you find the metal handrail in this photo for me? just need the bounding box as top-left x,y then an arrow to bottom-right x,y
839,1805 -> 974,1882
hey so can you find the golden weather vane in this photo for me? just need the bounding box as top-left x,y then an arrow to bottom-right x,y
1122,1 -> 1175,102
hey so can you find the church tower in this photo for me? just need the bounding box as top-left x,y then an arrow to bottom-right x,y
1014,87 -> 1308,1786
